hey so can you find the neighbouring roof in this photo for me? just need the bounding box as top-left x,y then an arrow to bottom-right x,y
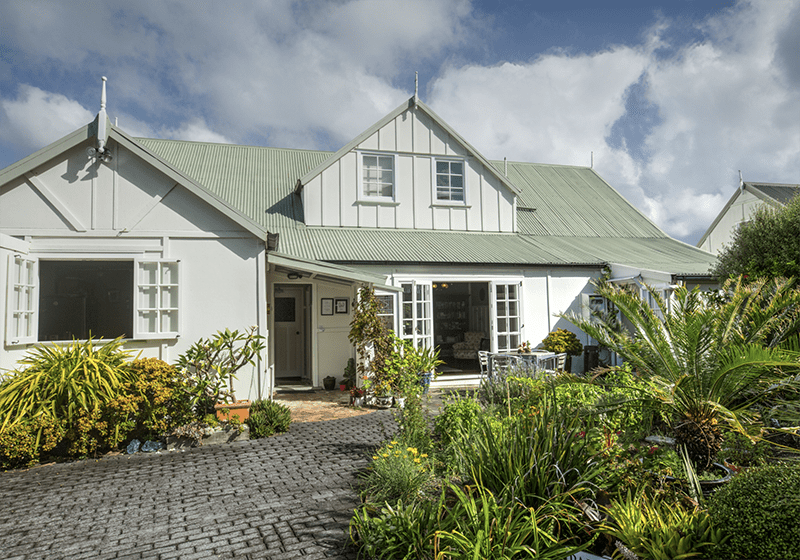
137,137 -> 715,276
696,181 -> 800,249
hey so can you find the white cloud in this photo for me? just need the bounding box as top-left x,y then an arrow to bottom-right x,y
1,85 -> 93,150
425,0 -> 800,243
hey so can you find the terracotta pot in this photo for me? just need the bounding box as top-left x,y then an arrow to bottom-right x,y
214,400 -> 251,422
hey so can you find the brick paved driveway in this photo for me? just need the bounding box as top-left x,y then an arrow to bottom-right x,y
0,410 -> 397,560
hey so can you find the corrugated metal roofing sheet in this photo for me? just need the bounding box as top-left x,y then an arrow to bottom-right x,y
134,137 -> 715,275
748,183 -> 800,205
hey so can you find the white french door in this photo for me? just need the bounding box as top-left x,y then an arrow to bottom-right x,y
400,281 -> 433,348
491,281 -> 523,352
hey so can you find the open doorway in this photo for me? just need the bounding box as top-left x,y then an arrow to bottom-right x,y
273,284 -> 311,386
432,282 -> 489,372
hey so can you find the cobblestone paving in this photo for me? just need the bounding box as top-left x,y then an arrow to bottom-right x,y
0,410 -> 398,560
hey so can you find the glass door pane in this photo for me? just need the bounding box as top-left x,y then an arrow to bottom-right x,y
400,281 -> 433,348
493,282 -> 522,352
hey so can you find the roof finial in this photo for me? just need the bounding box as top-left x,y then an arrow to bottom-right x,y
414,71 -> 419,105
88,76 -> 112,163
504,157 -> 507,176
100,76 -> 107,111
591,151 -> 594,169
739,170 -> 744,191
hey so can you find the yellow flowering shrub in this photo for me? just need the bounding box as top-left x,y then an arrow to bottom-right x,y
361,438 -> 432,504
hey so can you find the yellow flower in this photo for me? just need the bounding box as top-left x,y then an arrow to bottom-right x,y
414,458 -> 421,463
420,454 -> 428,458
391,440 -> 398,445
372,456 -> 378,460
382,453 -> 389,458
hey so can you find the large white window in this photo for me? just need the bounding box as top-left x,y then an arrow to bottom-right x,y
435,159 -> 466,203
5,256 -> 180,345
361,153 -> 395,199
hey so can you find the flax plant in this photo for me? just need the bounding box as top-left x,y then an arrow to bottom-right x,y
0,337 -> 136,433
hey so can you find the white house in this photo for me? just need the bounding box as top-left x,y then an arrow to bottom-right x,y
1,82 -> 718,395
698,180 -> 800,255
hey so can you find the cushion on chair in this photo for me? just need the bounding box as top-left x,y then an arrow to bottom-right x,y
452,332 -> 485,360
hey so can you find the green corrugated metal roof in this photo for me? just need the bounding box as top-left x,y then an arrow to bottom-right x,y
748,182 -> 800,205
134,137 -> 715,276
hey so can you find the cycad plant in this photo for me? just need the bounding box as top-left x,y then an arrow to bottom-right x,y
566,277 -> 800,469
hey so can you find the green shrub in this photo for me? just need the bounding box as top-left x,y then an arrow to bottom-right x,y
708,463 -> 800,559
434,396 -> 483,449
603,489 -> 727,560
0,414 -> 63,470
0,337 -> 135,432
359,437 -> 432,505
246,399 -> 291,438
719,430 -> 771,467
123,358 -> 196,438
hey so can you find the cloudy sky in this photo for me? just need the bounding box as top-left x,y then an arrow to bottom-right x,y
1,0 -> 799,245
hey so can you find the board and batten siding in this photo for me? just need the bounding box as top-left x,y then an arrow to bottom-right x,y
302,107 -> 516,232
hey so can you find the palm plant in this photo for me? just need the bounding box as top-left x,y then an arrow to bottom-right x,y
566,277 -> 800,469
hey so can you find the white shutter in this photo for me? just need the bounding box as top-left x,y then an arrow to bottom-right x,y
134,259 -> 180,339
6,254 -> 38,345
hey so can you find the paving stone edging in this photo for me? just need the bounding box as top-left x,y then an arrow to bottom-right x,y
0,410 -> 398,560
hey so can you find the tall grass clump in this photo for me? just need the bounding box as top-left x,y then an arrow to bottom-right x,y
457,386 -> 606,509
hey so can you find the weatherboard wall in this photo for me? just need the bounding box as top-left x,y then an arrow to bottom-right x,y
302,107 -> 515,232
0,137 -> 268,401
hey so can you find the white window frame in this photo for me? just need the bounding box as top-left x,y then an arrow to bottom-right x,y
490,281 -> 523,353
374,290 -> 397,333
432,157 -> 468,206
358,151 -> 397,203
400,281 -> 433,349
134,259 -> 181,339
5,254 -> 38,346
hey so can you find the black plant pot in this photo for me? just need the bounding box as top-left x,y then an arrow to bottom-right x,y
322,376 -> 336,390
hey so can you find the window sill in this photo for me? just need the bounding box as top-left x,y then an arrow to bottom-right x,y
431,202 -> 471,209
356,199 -> 401,206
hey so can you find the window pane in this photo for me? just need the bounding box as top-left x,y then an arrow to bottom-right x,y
161,287 -> 178,309
161,311 -> 178,333
508,285 -> 518,299
451,162 -> 463,175
139,287 -> 157,309
510,334 -> 519,348
451,175 -> 463,188
403,320 -> 413,335
139,311 -> 157,333
498,318 -> 507,332
497,301 -> 506,316
509,301 -> 518,317
139,262 -> 158,285
364,155 -> 377,167
162,263 -> 178,284
437,175 -> 449,186
437,161 -> 449,173
498,335 -> 507,349
509,317 -> 518,332
497,285 -> 506,298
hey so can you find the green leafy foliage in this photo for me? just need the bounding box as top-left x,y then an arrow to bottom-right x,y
541,328 -> 583,356
123,358 -> 196,438
433,483 -> 589,560
565,278 -> 800,469
603,489 -> 726,560
0,414 -> 63,470
456,390 -> 606,509
0,337 -> 135,432
714,194 -> 800,280
246,399 -> 291,438
176,326 -> 265,412
708,463 -> 800,560
359,437 -> 432,505
397,393 -> 432,454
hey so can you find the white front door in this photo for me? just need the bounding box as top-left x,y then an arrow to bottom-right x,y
400,281 -> 433,348
491,281 -> 522,352
274,285 -> 308,379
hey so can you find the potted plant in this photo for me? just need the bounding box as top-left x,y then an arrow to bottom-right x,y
342,357 -> 357,390
176,326 -> 265,422
323,376 -> 337,391
350,386 -> 365,407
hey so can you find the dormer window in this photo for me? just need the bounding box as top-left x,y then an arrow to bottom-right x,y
435,159 -> 466,203
361,153 -> 395,199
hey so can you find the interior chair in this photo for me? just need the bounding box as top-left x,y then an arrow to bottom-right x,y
453,331 -> 485,360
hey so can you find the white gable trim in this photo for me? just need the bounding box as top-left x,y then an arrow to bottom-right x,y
25,173 -> 87,232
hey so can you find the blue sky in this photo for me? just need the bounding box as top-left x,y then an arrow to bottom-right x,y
1,0 -> 798,244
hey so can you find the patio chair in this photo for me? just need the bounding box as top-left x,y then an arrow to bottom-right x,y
478,350 -> 490,378
488,353 -> 523,377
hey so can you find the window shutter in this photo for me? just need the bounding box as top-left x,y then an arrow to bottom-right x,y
6,254 -> 38,345
134,260 -> 180,339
